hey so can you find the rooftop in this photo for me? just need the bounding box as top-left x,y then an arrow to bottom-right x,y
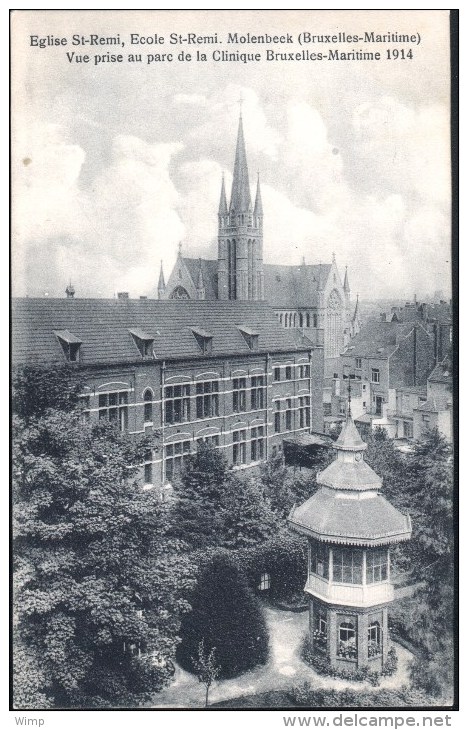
12,298 -> 311,367
343,321 -> 418,359
263,263 -> 332,308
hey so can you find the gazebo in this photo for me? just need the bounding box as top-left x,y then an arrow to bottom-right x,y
288,405 -> 411,673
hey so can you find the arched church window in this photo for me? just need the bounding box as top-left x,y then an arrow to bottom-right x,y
279,314 -> 283,325
170,286 -> 190,300
306,313 -> 310,328
326,289 -> 343,358
299,314 -> 303,328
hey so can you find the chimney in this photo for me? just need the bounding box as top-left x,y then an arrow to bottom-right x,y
380,313 -> 387,322
117,292 -> 129,300
65,283 -> 75,299
140,296 -> 148,300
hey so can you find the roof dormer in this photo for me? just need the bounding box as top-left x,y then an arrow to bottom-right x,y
54,330 -> 82,362
191,326 -> 213,355
129,328 -> 154,358
238,325 -> 259,351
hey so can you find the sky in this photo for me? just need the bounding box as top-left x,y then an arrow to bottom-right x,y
11,9 -> 452,301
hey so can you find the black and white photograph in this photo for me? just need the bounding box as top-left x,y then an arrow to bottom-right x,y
10,8 -> 456,716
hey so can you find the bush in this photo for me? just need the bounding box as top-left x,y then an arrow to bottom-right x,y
235,533 -> 308,599
177,553 -> 269,679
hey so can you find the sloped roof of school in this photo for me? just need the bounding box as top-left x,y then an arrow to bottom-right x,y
11,297 -> 311,366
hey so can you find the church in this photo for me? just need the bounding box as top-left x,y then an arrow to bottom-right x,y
158,113 -> 361,379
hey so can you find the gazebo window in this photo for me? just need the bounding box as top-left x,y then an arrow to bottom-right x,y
333,548 -> 363,584
313,608 -> 327,653
337,620 -> 357,659
310,541 -> 329,579
258,572 -> 271,591
368,621 -> 382,657
366,549 -> 388,583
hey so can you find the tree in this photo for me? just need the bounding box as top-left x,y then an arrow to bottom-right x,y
220,476 -> 279,549
177,553 -> 269,679
12,364 -> 83,421
191,639 -> 220,707
12,368 -> 194,708
169,443 -> 231,549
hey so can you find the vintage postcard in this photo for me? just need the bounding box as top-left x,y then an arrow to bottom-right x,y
11,8 -> 456,717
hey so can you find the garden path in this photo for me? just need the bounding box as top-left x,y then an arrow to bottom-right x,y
152,607 -> 413,708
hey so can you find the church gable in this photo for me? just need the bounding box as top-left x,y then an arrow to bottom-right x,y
164,256 -> 198,300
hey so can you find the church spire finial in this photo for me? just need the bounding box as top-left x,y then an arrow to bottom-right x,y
229,112 -> 252,214
253,170 -> 263,218
343,265 -> 350,294
218,173 -> 228,217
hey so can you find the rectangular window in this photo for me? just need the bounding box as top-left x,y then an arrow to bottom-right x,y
165,440 -> 191,482
196,434 -> 220,449
355,358 -> 362,369
251,425 -> 266,462
366,549 -> 388,584
232,377 -> 247,413
98,390 -> 129,431
196,380 -> 219,420
285,366 -> 293,381
144,451 -> 153,485
233,430 -> 247,465
164,384 -> 191,425
258,572 -> 271,591
299,396 -> 311,428
250,375 -> 266,410
285,398 -> 293,431
371,368 -> 380,384
274,400 -> 281,433
403,421 -> 413,438
299,364 -> 311,379
310,541 -> 329,579
323,402 -> 332,416
273,366 -> 281,382
333,548 -> 363,584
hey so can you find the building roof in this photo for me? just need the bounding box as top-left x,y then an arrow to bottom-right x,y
289,489 -> 412,546
414,396 -> 452,413
182,258 -> 218,300
12,298 -> 310,367
390,301 -> 452,326
343,321 -> 416,359
428,353 -> 452,385
263,263 -> 332,308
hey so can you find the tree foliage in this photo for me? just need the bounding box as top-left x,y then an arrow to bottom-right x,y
13,367 -> 194,708
177,553 -> 269,679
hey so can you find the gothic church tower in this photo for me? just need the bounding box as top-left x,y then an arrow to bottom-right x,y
217,115 -> 264,300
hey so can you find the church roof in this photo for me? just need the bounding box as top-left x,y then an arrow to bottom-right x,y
263,264 -> 332,308
289,489 -> 412,546
12,298 -> 311,367
182,258 -> 218,299
229,115 -> 252,213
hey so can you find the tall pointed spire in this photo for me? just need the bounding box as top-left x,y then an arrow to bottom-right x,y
229,114 -> 251,213
353,293 -> 361,322
158,260 -> 166,299
218,174 -> 228,217
253,172 -> 263,217
343,265 -> 350,294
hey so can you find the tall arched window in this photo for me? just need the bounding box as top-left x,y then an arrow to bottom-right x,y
143,389 -> 153,423
299,313 -> 303,328
306,313 -> 310,328
170,286 -> 190,299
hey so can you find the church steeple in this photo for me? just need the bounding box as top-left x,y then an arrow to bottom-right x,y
218,113 -> 264,301
343,265 -> 350,295
229,114 -> 252,214
196,258 -> 206,300
158,260 -> 166,299
218,174 -> 228,219
253,172 -> 263,219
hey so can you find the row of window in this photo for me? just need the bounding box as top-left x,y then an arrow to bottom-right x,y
273,364 -> 310,381
83,379 -> 312,430
314,610 -> 383,660
273,396 -> 310,432
161,425 -> 268,482
279,312 -> 318,328
343,367 -> 380,384
310,544 -> 388,584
